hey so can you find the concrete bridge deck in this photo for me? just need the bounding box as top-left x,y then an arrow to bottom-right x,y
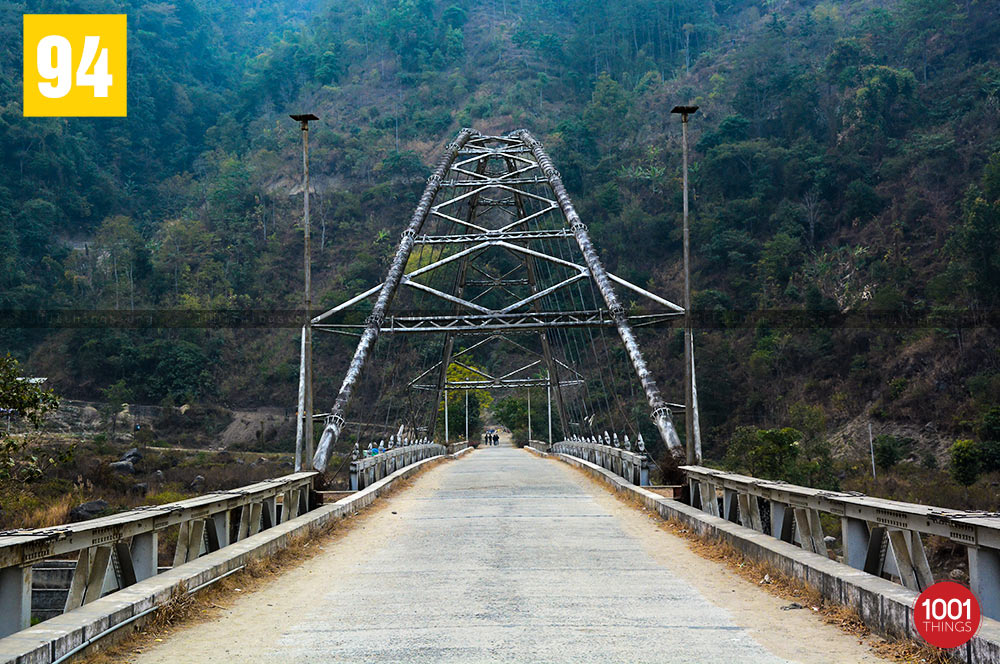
132,448 -> 885,663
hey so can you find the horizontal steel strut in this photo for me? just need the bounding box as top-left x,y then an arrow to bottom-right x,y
313,311 -> 682,334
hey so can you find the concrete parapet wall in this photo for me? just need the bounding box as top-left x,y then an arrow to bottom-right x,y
548,450 -> 1000,664
446,442 -> 471,455
0,451 -> 463,664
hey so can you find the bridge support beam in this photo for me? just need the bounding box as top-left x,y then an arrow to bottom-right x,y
841,517 -> 868,570
0,565 -> 31,638
970,546 -> 1000,620
130,531 -> 158,583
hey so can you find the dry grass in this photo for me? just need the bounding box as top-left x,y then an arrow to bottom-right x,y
15,492 -> 79,529
562,461 -> 955,664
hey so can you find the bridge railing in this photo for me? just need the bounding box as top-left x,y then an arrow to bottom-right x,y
551,435 -> 649,486
349,442 -> 446,491
0,471 -> 317,638
682,465 -> 1000,620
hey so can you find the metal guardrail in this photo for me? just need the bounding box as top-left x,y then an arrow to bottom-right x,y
551,434 -> 650,486
349,441 -> 446,491
681,465 -> 1000,620
0,472 -> 318,638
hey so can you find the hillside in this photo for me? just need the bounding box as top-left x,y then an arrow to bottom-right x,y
2,0 -> 999,498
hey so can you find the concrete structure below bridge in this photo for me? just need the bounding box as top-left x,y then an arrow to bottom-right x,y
132,448 -> 887,663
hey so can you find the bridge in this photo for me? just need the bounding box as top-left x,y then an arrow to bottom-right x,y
1,131 -> 999,663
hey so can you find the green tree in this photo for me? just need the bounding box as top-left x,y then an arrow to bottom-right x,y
724,427 -> 802,479
95,215 -> 143,311
950,439 -> 981,487
493,396 -> 529,432
872,434 -> 907,471
583,73 -> 630,145
840,66 -> 916,157
436,362 -> 493,441
101,379 -> 133,442
952,154 -> 1000,304
978,406 -> 1000,473
0,354 -> 62,484
787,402 -> 827,442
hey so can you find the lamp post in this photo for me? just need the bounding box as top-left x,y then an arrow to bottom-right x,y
671,105 -> 699,465
291,113 -> 318,471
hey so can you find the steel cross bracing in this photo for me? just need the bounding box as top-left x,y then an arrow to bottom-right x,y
310,130 -> 687,471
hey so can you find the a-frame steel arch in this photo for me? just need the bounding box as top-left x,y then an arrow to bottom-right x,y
309,129 -> 692,471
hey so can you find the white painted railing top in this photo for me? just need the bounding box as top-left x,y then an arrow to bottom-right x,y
0,472 -> 318,567
681,465 -> 1000,548
0,471 -> 318,637
552,433 -> 650,486
682,464 -> 1000,620
349,441 -> 446,491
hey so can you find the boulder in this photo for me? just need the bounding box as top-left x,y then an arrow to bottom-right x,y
121,448 -> 142,463
153,470 -> 165,481
130,483 -> 148,495
109,460 -> 135,474
69,500 -> 109,522
81,406 -> 100,423
188,474 -> 205,491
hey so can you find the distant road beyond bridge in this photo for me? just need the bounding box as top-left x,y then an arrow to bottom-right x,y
131,448 -> 882,664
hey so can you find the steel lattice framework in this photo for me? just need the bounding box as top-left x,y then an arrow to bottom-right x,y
309,129 -> 691,471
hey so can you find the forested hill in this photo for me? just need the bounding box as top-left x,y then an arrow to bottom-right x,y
2,0 -> 999,466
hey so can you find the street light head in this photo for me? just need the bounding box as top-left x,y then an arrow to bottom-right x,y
671,105 -> 699,115
290,113 -> 319,122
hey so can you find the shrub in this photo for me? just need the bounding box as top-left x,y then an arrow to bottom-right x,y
950,439 -> 981,487
873,434 -> 907,471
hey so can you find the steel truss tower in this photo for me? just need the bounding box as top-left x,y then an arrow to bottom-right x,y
310,130 -> 687,471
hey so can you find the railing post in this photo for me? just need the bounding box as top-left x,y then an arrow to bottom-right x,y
639,455 -> 649,486
0,565 -> 32,637
248,502 -> 263,536
131,531 -> 158,581
211,510 -> 230,549
771,502 -> 793,542
724,489 -> 739,522
350,461 -> 359,491
700,481 -> 718,517
737,493 -> 761,531
262,497 -> 277,530
968,546 -> 1000,620
841,517 -> 868,570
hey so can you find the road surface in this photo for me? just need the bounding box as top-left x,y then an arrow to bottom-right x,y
131,447 -> 885,663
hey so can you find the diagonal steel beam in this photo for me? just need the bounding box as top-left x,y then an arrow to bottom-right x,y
312,129 -> 476,471
517,129 -> 683,455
